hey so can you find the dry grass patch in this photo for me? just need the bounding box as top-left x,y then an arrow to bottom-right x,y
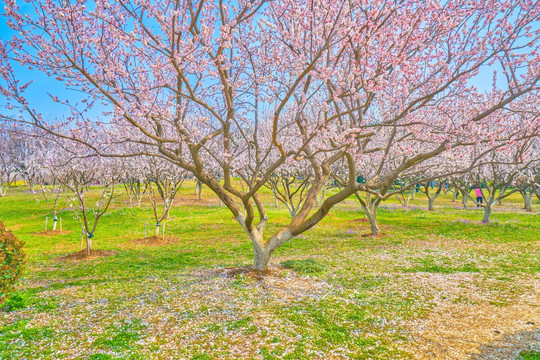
127,235 -> 182,247
56,249 -> 117,262
6,224 -> 24,231
31,230 -> 73,237
349,217 -> 370,223
400,273 -> 540,360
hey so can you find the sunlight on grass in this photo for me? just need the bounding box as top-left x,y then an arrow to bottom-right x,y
0,184 -> 538,359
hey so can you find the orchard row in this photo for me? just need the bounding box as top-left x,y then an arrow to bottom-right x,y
1,0 -> 539,269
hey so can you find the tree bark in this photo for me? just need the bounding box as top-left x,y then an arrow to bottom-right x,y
520,190 -> 533,212
360,201 -> 380,235
497,187 -> 506,205
196,180 -> 202,200
428,197 -> 435,211
252,246 -> 272,271
248,229 -> 293,271
272,189 -> 279,208
482,204 -> 492,223
366,210 -> 380,235
86,234 -> 92,256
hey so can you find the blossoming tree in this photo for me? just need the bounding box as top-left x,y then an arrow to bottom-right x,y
1,0 -> 539,269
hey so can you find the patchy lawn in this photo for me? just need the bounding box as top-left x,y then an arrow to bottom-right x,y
1,184 -> 539,359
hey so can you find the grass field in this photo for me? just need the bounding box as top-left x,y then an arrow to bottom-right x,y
0,183 -> 539,359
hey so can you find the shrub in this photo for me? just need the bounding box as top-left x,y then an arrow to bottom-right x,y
0,221 -> 26,305
281,259 -> 326,275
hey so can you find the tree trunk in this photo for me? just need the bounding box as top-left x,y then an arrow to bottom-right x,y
247,228 -> 293,271
196,180 -> 202,200
164,200 -> 171,219
428,197 -> 435,211
482,203 -> 492,223
252,246 -> 272,271
155,224 -> 160,236
452,190 -> 457,202
356,192 -> 381,236
52,214 -> 58,230
497,187 -> 505,205
411,188 -> 416,201
86,234 -> 92,256
125,187 -> 133,205
367,211 -> 380,235
462,192 -> 468,209
362,204 -> 380,235
522,190 -> 533,212
403,194 -> 410,207
272,189 -> 279,208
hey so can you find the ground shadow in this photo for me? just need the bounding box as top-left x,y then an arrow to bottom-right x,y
471,327 -> 540,360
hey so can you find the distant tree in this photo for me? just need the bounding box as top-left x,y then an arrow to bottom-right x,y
1,0 -> 539,270
0,129 -> 25,196
468,139 -> 538,223
418,180 -> 446,212
144,157 -> 188,236
120,157 -> 147,208
265,167 -> 313,218
24,138 -> 69,230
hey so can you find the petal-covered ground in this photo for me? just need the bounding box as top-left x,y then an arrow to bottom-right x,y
1,185 -> 539,359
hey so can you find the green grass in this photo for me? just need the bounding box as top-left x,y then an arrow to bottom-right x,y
519,351 -> 540,360
0,183 -> 539,359
93,319 -> 145,352
280,259 -> 326,274
0,319 -> 55,359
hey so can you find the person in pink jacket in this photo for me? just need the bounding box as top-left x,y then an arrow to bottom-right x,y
475,187 -> 483,207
